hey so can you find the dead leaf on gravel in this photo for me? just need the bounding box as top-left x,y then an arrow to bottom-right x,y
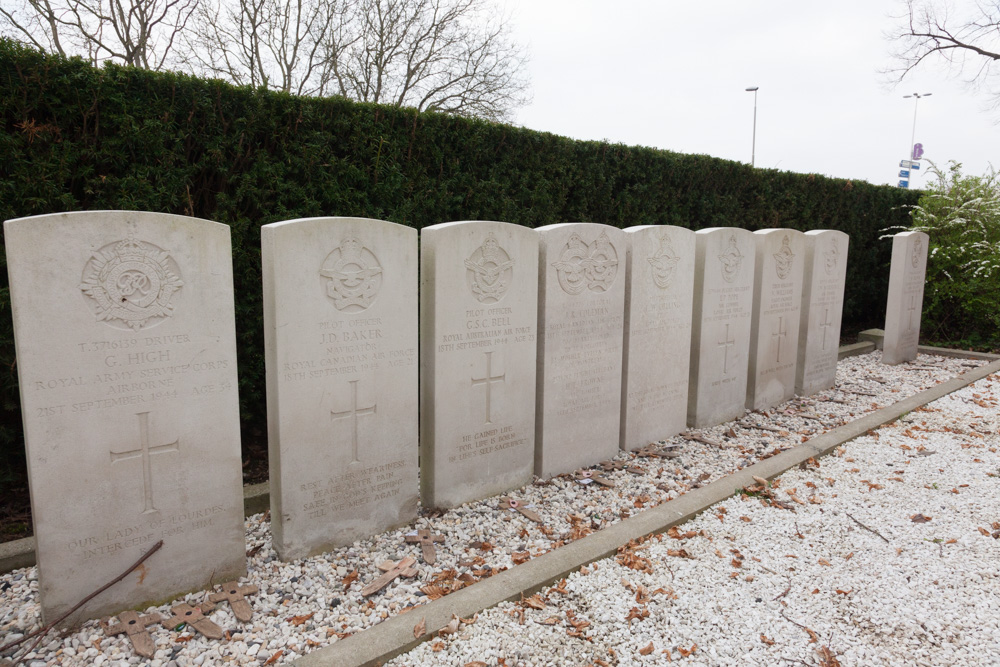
438,614 -> 460,636
911,513 -> 933,523
431,641 -> 445,652
677,644 -> 698,657
667,526 -> 697,540
818,558 -> 832,566
512,551 -> 531,565
639,642 -> 654,655
287,612 -> 314,626
263,650 -> 283,665
760,634 -> 775,645
666,548 -> 695,559
537,616 -> 559,625
464,662 -> 487,667
817,645 -> 842,667
413,618 -> 426,638
341,569 -> 359,588
521,594 -> 546,610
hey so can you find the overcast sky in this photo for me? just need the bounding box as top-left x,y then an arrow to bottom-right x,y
506,0 -> 996,189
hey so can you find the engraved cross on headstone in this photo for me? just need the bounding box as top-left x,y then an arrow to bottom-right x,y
717,323 -> 736,375
331,379 -> 376,464
819,308 -> 833,351
906,294 -> 917,332
110,411 -> 178,514
471,350 -> 505,424
771,316 -> 787,363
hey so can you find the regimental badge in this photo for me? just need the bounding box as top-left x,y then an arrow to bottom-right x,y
718,235 -> 744,284
79,227 -> 183,331
648,233 -> 681,289
911,236 -> 922,268
465,232 -> 514,303
823,238 -> 840,276
320,238 -> 382,312
773,234 -> 795,280
551,231 -> 619,295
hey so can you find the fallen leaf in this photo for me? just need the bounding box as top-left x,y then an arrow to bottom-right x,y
341,569 -> 359,588
264,650 -> 284,665
945,538 -> 957,544
979,527 -> 991,536
431,641 -> 445,652
413,617 -> 426,638
818,558 -> 832,566
438,614 -> 460,636
537,616 -> 559,625
911,513 -> 932,523
760,634 -> 775,645
806,628 -> 819,643
835,589 -> 852,595
521,594 -> 545,610
844,552 -> 854,560
667,526 -> 697,540
740,516 -> 752,523
639,642 -> 654,655
287,612 -> 314,626
666,548 -> 694,559
464,662 -> 487,667
817,645 -> 842,667
677,643 -> 698,657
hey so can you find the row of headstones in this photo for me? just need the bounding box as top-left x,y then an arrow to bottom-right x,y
3,212 -> 927,624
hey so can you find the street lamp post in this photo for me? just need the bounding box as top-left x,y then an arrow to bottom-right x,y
745,87 -> 759,167
903,92 -> 931,160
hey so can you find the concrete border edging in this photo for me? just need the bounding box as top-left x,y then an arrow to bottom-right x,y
295,357 -> 1000,667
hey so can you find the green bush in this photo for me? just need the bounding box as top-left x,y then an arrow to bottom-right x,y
0,39 -> 920,479
904,161 -> 1000,349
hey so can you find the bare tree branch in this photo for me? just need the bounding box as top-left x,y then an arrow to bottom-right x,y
884,0 -> 1000,108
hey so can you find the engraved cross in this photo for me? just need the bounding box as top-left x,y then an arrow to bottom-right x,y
110,412 -> 178,515
331,380 -> 377,464
717,323 -> 736,375
771,316 -> 788,363
471,351 -> 505,424
906,295 -> 917,332
819,308 -> 833,351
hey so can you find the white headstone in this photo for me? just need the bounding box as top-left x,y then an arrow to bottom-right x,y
882,230 -> 929,365
621,226 -> 695,450
687,228 -> 756,428
4,211 -> 245,624
420,221 -> 538,508
262,217 -> 418,560
536,223 -> 626,477
796,230 -> 849,395
746,229 -> 805,411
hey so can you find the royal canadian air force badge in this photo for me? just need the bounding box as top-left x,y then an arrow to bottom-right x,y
79,227 -> 184,331
320,238 -> 383,312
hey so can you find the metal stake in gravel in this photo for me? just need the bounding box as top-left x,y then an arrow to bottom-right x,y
164,603 -> 223,639
499,497 -> 542,523
209,581 -> 259,622
101,610 -> 163,658
405,529 -> 446,565
361,556 -> 418,597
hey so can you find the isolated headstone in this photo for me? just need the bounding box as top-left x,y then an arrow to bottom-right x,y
688,228 -> 756,428
420,221 -> 537,508
4,211 -> 245,624
262,217 -> 418,560
746,229 -> 805,410
621,225 -> 695,450
796,230 -> 849,395
536,223 -> 626,477
882,230 -> 929,365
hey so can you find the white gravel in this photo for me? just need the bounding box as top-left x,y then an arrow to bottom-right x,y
389,365 -> 1000,666
0,352 -> 993,666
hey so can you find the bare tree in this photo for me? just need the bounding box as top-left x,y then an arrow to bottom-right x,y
179,0 -> 348,94
0,0 -> 198,68
319,0 -> 529,120
885,0 -> 1000,106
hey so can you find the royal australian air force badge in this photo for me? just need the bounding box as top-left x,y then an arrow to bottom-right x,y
320,238 -> 383,312
465,232 -> 514,303
79,227 -> 184,331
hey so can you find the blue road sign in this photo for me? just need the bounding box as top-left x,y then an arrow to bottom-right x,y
898,180 -> 909,188
899,160 -> 912,168
899,170 -> 910,178
911,162 -> 920,170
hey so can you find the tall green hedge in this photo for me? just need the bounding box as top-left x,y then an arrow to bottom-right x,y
0,39 -> 920,475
